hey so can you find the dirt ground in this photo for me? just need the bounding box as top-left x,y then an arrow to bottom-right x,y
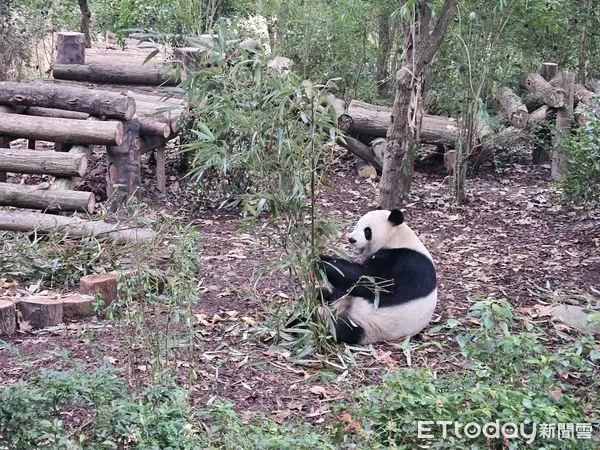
1,142 -> 599,424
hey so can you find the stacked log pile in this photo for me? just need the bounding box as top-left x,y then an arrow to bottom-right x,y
334,61 -> 597,178
0,31 -> 183,238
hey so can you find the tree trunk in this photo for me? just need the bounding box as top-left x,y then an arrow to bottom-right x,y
380,0 -> 458,208
0,81 -> 136,120
0,210 -> 156,242
375,7 -> 393,97
498,87 -> 529,129
53,64 -> 180,86
56,32 -> 85,65
0,300 -> 16,335
0,147 -> 88,177
77,0 -> 92,48
552,72 -> 575,180
0,182 -> 95,212
0,112 -> 123,145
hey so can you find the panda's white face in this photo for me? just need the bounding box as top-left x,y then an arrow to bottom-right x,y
348,209 -> 396,258
347,209 -> 431,260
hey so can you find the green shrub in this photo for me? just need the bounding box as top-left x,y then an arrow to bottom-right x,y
337,299 -> 598,449
559,113 -> 600,203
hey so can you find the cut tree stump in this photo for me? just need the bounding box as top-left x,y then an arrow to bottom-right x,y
0,300 -> 16,335
498,87 -> 529,129
17,297 -> 64,329
0,112 -> 124,146
53,63 -> 180,86
62,295 -> 95,319
173,47 -> 206,73
0,147 -> 88,177
56,32 -> 85,65
80,273 -> 118,306
540,62 -> 558,81
0,182 -> 95,212
0,82 -> 135,120
0,210 -> 156,242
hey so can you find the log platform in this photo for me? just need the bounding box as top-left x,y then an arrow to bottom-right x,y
0,33 -> 186,223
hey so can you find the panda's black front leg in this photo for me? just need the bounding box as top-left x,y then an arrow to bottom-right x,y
317,285 -> 347,303
318,254 -> 366,291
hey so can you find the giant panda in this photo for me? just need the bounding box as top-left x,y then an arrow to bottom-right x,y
318,208 -> 437,345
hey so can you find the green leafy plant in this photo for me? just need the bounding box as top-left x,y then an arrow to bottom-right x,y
178,25 -> 342,356
336,299 -> 598,449
0,231 -> 110,288
558,112 -> 600,203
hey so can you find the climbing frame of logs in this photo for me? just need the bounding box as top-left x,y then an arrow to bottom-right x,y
0,31 -> 189,216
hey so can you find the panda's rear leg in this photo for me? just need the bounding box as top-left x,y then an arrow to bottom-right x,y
333,313 -> 364,345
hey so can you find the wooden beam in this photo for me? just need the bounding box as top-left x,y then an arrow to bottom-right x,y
0,182 -> 95,212
0,81 -> 135,120
0,210 -> 156,242
0,146 -> 88,177
53,63 -> 180,86
0,112 -> 123,145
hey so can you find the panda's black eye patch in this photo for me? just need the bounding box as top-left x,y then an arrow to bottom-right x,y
364,227 -> 372,240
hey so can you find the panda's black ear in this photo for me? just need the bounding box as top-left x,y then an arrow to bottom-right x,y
388,209 -> 404,226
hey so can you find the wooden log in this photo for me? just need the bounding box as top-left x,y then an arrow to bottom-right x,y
0,300 -> 16,335
586,79 -> 600,93
106,119 -> 141,203
0,112 -> 123,145
322,94 -> 347,121
345,100 -> 460,146
156,146 -> 166,192
336,135 -> 382,172
56,32 -> 85,65
371,137 -> 386,160
521,73 -> 566,108
0,137 -> 9,183
0,147 -> 88,177
62,294 -> 95,318
17,297 -> 63,328
498,87 -> 529,129
53,63 -> 180,86
573,83 -> 592,106
356,160 -> 377,178
0,82 -> 135,120
0,182 -> 95,212
540,62 -> 558,81
0,211 -> 156,242
136,115 -> 170,138
80,273 -> 118,306
50,147 -> 90,191
552,72 -> 575,180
